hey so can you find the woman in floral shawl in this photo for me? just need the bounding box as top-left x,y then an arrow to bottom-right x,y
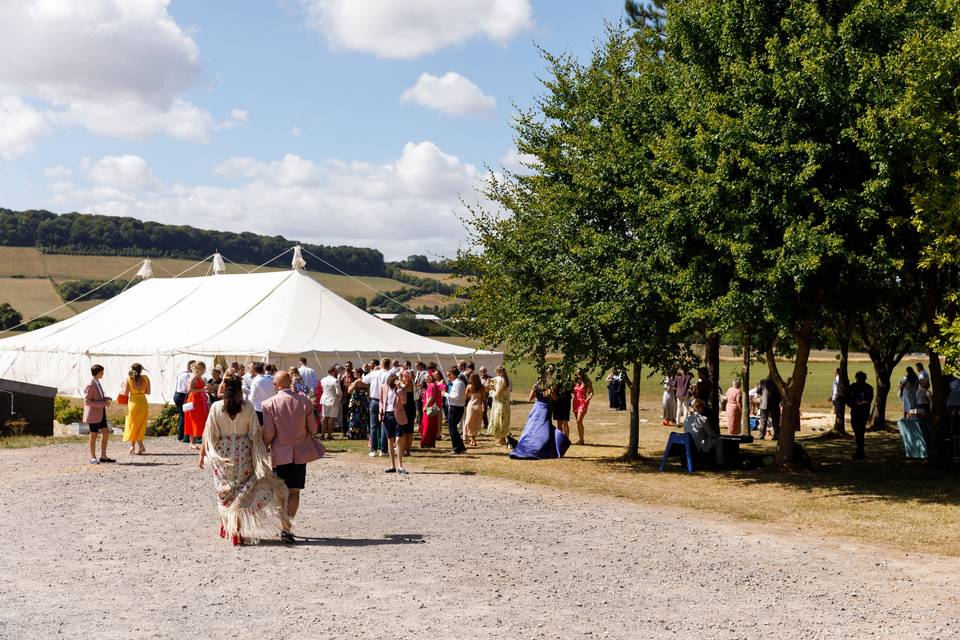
199,374 -> 289,545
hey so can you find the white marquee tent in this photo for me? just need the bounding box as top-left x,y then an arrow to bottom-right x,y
0,262 -> 500,404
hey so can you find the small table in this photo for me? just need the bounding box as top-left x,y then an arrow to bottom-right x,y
720,434 -> 754,468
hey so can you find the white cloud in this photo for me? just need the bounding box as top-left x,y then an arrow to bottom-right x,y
501,147 -> 538,172
0,1 -> 222,142
0,95 -> 51,158
290,126 -> 302,138
88,155 -> 159,191
215,108 -> 249,130
401,72 -> 496,116
300,0 -> 534,59
43,165 -> 72,179
49,142 -> 491,259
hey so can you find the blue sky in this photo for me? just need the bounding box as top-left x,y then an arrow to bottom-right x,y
0,1 -> 627,260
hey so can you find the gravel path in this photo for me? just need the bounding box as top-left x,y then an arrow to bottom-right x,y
1,437 -> 958,640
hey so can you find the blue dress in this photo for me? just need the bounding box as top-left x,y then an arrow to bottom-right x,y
509,386 -> 571,460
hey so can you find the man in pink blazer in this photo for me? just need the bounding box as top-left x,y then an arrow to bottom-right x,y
83,364 -> 115,464
261,370 -> 319,542
378,372 -> 408,475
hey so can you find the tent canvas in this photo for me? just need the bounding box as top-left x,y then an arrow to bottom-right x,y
0,269 -> 501,404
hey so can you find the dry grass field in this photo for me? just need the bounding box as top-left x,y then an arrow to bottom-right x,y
401,268 -> 471,287
0,247 -> 410,321
407,292 -> 466,308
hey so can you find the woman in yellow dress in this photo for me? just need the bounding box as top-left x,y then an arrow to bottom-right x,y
122,363 -> 151,455
486,365 -> 512,446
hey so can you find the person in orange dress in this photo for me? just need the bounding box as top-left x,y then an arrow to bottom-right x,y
725,378 -> 742,435
184,361 -> 210,449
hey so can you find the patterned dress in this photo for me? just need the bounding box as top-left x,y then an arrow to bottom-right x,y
204,401 -> 289,541
486,376 -> 511,440
347,388 -> 369,439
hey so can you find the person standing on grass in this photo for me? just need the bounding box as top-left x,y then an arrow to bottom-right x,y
916,362 -> 929,386
399,368 -> 416,456
363,358 -> 393,457
661,374 -> 677,426
121,363 -> 150,455
83,364 -> 114,464
899,366 -> 920,419
248,362 -> 275,426
571,369 -> 593,446
674,367 -> 692,424
317,365 -> 342,440
463,372 -> 487,447
757,377 -> 782,440
445,366 -> 468,454
846,371 -> 873,459
725,378 -> 742,435
297,357 -> 318,396
379,373 -> 409,474
339,361 -> 357,436
173,360 -> 195,443
414,361 -> 428,425
487,365 -> 513,446
419,369 -> 442,448
261,370 -> 320,543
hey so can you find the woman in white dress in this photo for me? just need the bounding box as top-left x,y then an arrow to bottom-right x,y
661,375 -> 677,425
317,365 -> 343,440
199,374 -> 289,546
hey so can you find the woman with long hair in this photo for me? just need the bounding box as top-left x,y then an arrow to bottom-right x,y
487,365 -> 512,446
199,374 -> 289,546
572,369 -> 593,446
419,370 -> 442,448
510,370 -> 570,460
121,363 -> 151,455
463,372 -> 487,447
899,366 -> 920,419
346,373 -> 369,440
184,361 -> 210,449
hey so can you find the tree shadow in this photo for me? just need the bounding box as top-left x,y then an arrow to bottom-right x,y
605,430 -> 960,507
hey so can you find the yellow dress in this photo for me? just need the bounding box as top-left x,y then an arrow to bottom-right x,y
122,376 -> 150,442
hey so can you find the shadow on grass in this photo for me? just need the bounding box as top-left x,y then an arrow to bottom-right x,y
600,430 -> 960,507
259,533 -> 426,547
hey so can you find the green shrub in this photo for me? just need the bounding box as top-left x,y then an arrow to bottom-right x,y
53,396 -> 83,424
148,404 -> 179,436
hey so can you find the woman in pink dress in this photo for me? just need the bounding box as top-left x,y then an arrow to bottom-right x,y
725,378 -> 742,435
571,369 -> 594,445
419,372 -> 441,448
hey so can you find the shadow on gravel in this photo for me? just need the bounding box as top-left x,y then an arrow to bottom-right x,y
261,533 -> 426,547
143,452 -> 196,457
413,470 -> 477,476
119,461 -> 173,467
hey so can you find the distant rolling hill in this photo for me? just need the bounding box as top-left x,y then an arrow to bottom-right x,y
0,247 -> 410,322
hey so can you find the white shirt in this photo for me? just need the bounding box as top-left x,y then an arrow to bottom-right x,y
446,377 -> 467,407
175,369 -> 192,394
683,412 -> 718,452
299,365 -> 319,392
248,375 -> 276,412
242,372 -> 253,399
831,375 -> 840,402
918,368 -> 930,384
363,368 -> 391,397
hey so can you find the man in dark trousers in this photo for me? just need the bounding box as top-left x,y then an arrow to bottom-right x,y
757,377 -> 782,440
846,371 -> 874,459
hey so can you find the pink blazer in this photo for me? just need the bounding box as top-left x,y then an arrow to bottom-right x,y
379,383 -> 408,425
261,389 -> 320,466
82,377 -> 109,423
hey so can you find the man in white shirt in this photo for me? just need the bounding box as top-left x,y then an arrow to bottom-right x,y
684,399 -> 723,465
362,358 -> 393,456
241,362 -> 254,400
298,357 -> 319,394
318,365 -> 342,440
174,360 -> 195,442
248,362 -> 277,424
916,362 -> 929,385
445,366 -> 467,454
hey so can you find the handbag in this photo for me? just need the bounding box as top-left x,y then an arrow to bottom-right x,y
182,401 -> 195,412
426,403 -> 441,417
116,393 -> 128,405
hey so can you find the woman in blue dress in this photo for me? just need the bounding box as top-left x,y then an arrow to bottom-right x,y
509,377 -> 571,460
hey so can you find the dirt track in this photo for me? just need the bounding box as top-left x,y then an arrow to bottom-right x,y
1,438 -> 958,639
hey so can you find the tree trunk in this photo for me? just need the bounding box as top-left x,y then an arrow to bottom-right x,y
927,347 -> 947,462
870,362 -> 892,431
626,362 -> 642,460
833,334 -> 849,434
770,321 -> 813,468
705,333 -> 721,433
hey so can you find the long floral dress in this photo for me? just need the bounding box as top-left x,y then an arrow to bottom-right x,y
347,387 -> 369,440
203,401 -> 289,541
419,381 -> 441,448
486,376 -> 511,440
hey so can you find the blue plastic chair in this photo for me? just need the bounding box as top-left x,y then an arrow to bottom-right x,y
659,431 -> 695,473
